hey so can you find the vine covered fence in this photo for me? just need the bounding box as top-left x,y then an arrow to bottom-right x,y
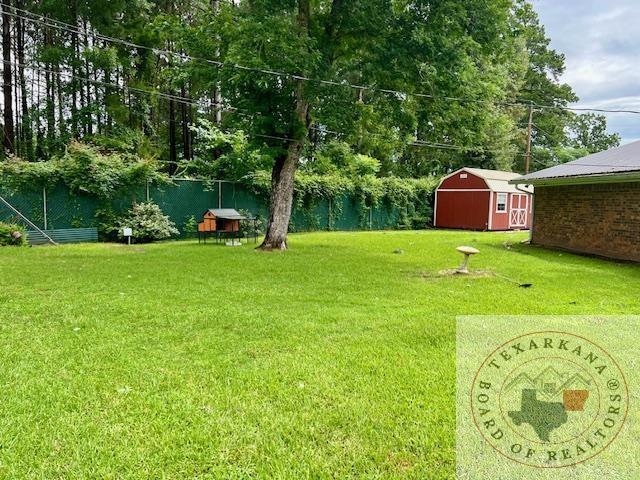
0,178 -> 434,237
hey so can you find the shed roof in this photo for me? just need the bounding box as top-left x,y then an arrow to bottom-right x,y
439,168 -> 532,194
463,168 -> 523,182
205,209 -> 247,220
511,140 -> 640,185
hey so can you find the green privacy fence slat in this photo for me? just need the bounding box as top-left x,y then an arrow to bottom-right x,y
1,179 -> 406,235
0,187 -> 45,228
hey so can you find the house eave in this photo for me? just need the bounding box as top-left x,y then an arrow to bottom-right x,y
510,171 -> 640,187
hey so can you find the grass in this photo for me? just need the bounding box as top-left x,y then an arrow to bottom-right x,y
0,230 -> 639,479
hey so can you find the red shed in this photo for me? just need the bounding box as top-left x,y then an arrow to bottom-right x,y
434,168 -> 533,231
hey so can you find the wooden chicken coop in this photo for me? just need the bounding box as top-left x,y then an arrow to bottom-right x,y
198,209 -> 257,245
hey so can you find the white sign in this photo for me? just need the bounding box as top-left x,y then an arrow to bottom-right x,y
122,227 -> 133,237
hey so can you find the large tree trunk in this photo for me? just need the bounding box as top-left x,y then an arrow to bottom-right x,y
259,84 -> 309,251
259,0 -> 310,251
259,0 -> 311,250
2,1 -> 15,154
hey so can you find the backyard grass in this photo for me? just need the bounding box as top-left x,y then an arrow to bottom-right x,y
0,230 -> 639,479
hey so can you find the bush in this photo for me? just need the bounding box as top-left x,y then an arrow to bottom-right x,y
0,222 -> 27,246
238,209 -> 265,237
118,202 -> 179,243
182,215 -> 199,238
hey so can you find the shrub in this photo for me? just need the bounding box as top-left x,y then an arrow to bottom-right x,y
0,222 -> 27,246
95,207 -> 120,241
118,202 -> 179,243
238,209 -> 265,237
182,215 -> 199,238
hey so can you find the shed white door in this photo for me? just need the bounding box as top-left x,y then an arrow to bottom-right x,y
509,194 -> 528,228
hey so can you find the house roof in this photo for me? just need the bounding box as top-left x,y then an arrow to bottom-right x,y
439,168 -> 532,194
205,209 -> 247,220
511,140 -> 640,185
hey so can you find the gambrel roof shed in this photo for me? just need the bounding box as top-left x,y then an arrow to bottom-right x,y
435,168 -> 533,231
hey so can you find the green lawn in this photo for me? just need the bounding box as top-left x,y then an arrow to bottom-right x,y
0,231 -> 639,479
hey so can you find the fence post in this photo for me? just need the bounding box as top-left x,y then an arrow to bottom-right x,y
146,181 -> 151,202
369,207 -> 373,230
43,186 -> 48,230
218,180 -> 222,209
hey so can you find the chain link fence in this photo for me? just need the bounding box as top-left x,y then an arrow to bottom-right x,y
1,179 -> 402,236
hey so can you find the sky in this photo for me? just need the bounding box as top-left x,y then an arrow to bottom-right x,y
533,0 -> 640,144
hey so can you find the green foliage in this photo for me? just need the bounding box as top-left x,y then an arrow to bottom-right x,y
238,209 -> 265,238
568,114 -> 621,154
0,223 -> 27,247
87,127 -> 158,160
58,142 -> 164,198
95,207 -> 121,242
1,142 -> 167,198
309,141 -> 381,178
183,215 -> 199,238
532,146 -> 591,170
245,170 -> 437,230
185,120 -> 272,181
1,0 -> 621,183
117,202 -> 179,244
0,158 -> 60,190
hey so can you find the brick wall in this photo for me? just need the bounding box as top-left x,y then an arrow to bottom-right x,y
532,182 -> 640,262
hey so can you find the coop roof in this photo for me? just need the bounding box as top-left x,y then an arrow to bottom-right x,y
205,209 -> 247,220
511,140 -> 640,185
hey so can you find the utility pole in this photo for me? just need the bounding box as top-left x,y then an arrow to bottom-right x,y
525,103 -> 534,175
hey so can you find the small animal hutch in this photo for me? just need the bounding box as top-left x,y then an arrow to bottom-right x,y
198,209 -> 257,244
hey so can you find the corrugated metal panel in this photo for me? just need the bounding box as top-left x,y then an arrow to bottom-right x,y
513,140 -> 640,183
206,209 -> 247,220
27,228 -> 98,246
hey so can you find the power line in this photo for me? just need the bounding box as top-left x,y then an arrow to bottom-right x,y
8,60 -> 534,157
531,123 -> 557,142
4,3 -> 640,116
10,61 -> 218,109
9,60 -> 297,145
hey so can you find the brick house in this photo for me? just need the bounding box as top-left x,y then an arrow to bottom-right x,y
511,141 -> 640,262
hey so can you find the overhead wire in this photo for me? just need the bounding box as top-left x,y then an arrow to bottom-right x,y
3,3 -> 640,116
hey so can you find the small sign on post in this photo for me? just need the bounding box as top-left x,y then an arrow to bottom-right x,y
122,227 -> 133,246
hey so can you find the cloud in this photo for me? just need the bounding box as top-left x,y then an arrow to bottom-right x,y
533,0 -> 640,143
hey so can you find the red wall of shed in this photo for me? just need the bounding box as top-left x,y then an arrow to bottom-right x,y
435,191 -> 491,230
490,193 -> 509,230
440,171 -> 488,190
